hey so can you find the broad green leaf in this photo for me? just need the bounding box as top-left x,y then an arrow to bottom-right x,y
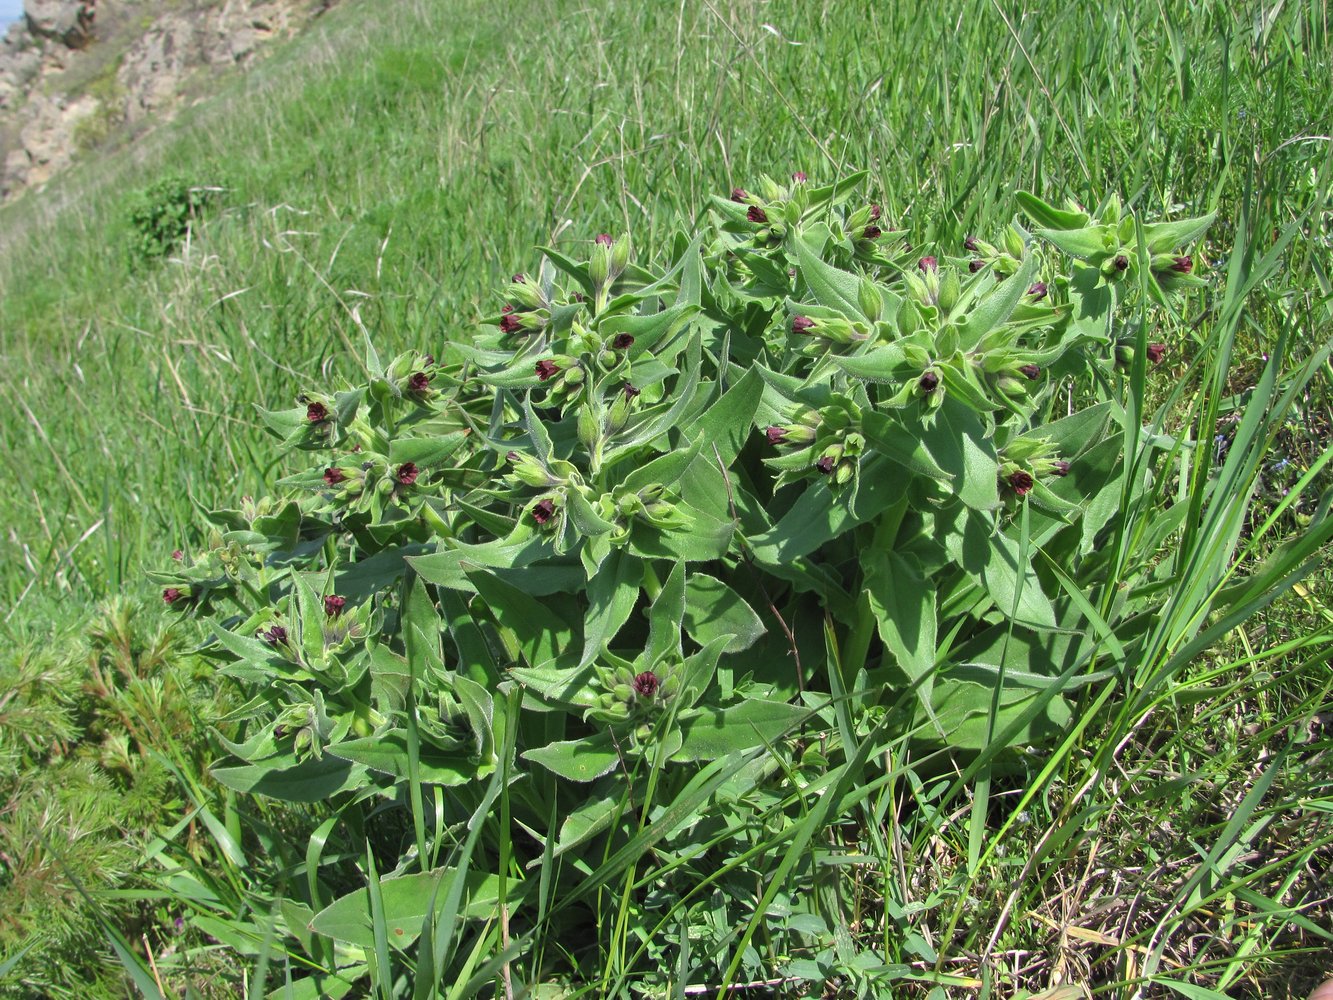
388,431 -> 469,469
211,754 -> 368,802
1016,191 -> 1090,230
680,366 -> 765,469
944,508 -> 1058,629
580,550 -> 641,667
793,226 -> 867,319
328,732 -> 490,786
958,252 -> 1038,350
865,550 -> 938,721
522,736 -> 621,782
468,571 -> 578,669
673,699 -> 811,762
683,573 -> 766,654
311,869 -> 511,947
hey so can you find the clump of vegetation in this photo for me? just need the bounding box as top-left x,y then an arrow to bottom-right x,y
148,172 -> 1331,996
123,175 -> 222,265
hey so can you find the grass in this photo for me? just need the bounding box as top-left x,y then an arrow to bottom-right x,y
0,0 -> 1330,996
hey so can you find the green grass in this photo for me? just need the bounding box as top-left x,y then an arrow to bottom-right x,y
0,0 -> 1330,996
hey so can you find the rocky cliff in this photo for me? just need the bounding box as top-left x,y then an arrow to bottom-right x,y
0,0 -> 336,199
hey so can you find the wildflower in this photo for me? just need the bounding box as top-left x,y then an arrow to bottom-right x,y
397,462 -> 419,486
969,259 -> 986,273
408,371 -> 431,393
171,549 -> 183,561
512,273 -> 527,284
324,467 -> 346,486
766,425 -> 787,445
1146,343 -> 1167,365
261,624 -> 287,646
863,224 -> 882,239
1019,364 -> 1041,380
611,333 -> 634,350
747,205 -> 768,224
324,595 -> 346,617
622,382 -> 641,399
919,370 -> 940,394
815,455 -> 836,475
1113,254 -> 1129,272
595,233 -> 613,246
499,313 -> 523,334
1027,281 -> 1048,300
535,359 -> 561,381
791,171 -> 807,183
918,256 -> 938,273
633,671 -> 660,698
869,204 -> 882,222
964,235 -> 979,252
1050,460 -> 1071,477
791,315 -> 816,334
531,498 -> 556,524
1171,255 -> 1193,273
730,188 -> 748,202
306,401 -> 329,422
1007,470 -> 1034,496
162,587 -> 185,605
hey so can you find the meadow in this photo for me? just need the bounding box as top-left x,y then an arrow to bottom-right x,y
0,0 -> 1330,996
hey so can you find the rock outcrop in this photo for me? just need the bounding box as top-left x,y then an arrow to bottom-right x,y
0,0 -> 336,199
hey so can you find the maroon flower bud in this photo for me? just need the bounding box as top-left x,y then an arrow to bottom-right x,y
397,462 -> 419,486
499,313 -> 523,334
1146,343 -> 1167,365
1113,254 -> 1129,272
324,466 -> 346,486
1051,460 -> 1071,477
747,205 -> 769,224
595,233 -> 614,247
324,595 -> 346,617
163,587 -> 185,605
815,455 -> 836,475
964,235 -> 979,252
261,624 -> 287,646
969,259 -> 986,273
766,425 -> 788,445
917,256 -> 938,273
632,671 -> 660,698
306,401 -> 329,423
512,273 -> 527,284
572,291 -> 586,303
506,450 -> 521,463
730,188 -> 748,203
171,549 -> 183,561
791,171 -> 807,184
531,498 -> 556,524
622,382 -> 641,399
422,355 -> 435,367
1171,255 -> 1193,274
791,315 -> 816,333
1019,364 -> 1041,380
869,204 -> 883,222
919,370 -> 940,394
408,371 -> 431,393
535,359 -> 560,381
611,333 -> 634,350
501,303 -> 514,314
1008,470 -> 1034,496
862,224 -> 883,240
1027,281 -> 1048,300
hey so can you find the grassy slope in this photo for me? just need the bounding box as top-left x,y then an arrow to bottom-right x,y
0,0 -> 1330,994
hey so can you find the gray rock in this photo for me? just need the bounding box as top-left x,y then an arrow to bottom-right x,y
23,0 -> 95,49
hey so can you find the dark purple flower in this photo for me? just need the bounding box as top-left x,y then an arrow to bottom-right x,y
1050,460 -> 1071,477
815,455 -> 836,475
397,462 -> 419,486
862,224 -> 882,240
791,315 -> 816,333
791,171 -> 807,184
917,256 -> 938,273
408,371 -> 431,393
535,359 -> 560,381
512,273 -> 528,284
766,425 -> 788,445
1019,364 -> 1041,380
969,259 -> 986,273
501,303 -> 514,314
622,382 -> 640,399
595,233 -> 614,247
919,370 -> 939,394
633,671 -> 660,698
964,235 -> 979,252
1008,470 -> 1034,496
260,624 -> 287,646
162,587 -> 185,605
572,291 -> 586,303
730,188 -> 748,203
1146,342 -> 1167,365
306,401 -> 329,423
869,204 -> 882,222
324,466 -> 346,486
171,549 -> 183,561
1027,281 -> 1048,300
1113,254 -> 1129,272
1171,255 -> 1193,274
324,595 -> 346,617
747,205 -> 769,224
499,313 -> 523,334
611,333 -> 634,350
531,498 -> 556,524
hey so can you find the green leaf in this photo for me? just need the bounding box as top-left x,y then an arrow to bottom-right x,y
1016,191 -> 1090,230
680,366 -> 765,469
958,252 -> 1038,350
1035,226 -> 1111,258
388,431 -> 470,469
793,227 -> 866,319
468,571 -> 578,669
327,732 -> 490,786
580,550 -> 641,667
944,508 -> 1058,629
1142,212 -> 1215,254
673,700 -> 811,761
865,550 -> 938,722
683,573 -> 765,654
311,869 -> 511,947
211,754 -> 368,802
522,736 -> 621,782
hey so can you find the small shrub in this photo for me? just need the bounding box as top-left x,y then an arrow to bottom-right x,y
123,175 -> 220,265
